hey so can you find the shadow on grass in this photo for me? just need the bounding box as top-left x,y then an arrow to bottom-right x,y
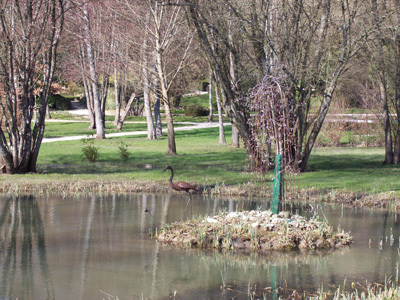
37,131 -> 246,177
298,148 -> 400,192
308,151 -> 389,171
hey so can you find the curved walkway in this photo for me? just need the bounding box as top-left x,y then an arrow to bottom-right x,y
42,121 -> 229,143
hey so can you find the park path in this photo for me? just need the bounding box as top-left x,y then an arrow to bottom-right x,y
42,120 -> 228,143
42,104 -> 379,143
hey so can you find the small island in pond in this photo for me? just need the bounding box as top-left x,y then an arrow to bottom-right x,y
157,210 -> 352,252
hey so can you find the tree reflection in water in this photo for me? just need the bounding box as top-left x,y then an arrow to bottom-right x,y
0,196 -> 54,300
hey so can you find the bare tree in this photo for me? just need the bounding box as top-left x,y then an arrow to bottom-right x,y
68,1 -> 115,138
115,0 -> 196,153
184,0 -> 253,155
151,0 -> 194,155
82,2 -> 106,138
248,68 -> 294,172
361,0 -> 400,164
186,0 -> 373,171
141,11 -> 156,139
0,0 -> 65,174
107,2 -> 139,131
142,35 -> 156,139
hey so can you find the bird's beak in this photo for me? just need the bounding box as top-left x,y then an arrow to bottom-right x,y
162,167 -> 167,172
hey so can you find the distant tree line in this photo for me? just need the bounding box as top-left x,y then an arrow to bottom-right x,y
0,0 -> 399,174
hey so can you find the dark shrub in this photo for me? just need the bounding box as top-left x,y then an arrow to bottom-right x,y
48,94 -> 72,110
184,105 -> 209,117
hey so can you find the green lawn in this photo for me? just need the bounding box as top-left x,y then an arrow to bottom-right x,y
44,119 -> 192,138
44,121 -> 150,138
37,126 -> 251,185
297,147 -> 400,193
37,126 -> 400,196
179,93 -> 210,107
2,111 -> 399,197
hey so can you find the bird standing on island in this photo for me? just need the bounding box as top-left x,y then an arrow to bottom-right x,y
163,165 -> 201,194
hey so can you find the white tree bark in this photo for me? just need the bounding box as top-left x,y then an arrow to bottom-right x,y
215,83 -> 226,145
208,68 -> 213,122
117,93 -> 136,131
83,4 -> 105,139
143,49 -> 155,139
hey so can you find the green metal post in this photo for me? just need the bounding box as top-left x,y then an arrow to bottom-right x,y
270,265 -> 278,300
272,153 -> 283,214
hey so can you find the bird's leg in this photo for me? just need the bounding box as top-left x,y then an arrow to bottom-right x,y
145,208 -> 160,229
190,194 -> 193,217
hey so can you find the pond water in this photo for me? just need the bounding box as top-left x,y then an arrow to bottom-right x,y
0,194 -> 399,299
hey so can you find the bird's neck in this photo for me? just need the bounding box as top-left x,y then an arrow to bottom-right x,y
169,169 -> 174,183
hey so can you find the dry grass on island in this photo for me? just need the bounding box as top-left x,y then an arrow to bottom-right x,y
157,210 -> 353,252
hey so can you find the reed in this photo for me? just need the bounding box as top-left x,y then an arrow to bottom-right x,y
312,280 -> 400,300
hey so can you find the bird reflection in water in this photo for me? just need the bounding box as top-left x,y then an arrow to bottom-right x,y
0,196 -> 54,300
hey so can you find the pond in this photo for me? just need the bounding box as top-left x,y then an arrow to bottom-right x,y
0,194 -> 399,299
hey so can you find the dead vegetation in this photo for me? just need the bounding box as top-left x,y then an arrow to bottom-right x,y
0,179 -> 398,210
156,210 -> 353,252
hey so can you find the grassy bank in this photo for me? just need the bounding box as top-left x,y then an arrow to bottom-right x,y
1,120 -> 399,202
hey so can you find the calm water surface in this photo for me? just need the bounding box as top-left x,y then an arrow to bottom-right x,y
0,194 -> 399,299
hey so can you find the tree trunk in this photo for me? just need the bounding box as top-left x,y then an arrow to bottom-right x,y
186,4 -> 252,155
380,76 -> 394,164
164,101 -> 177,155
79,47 -> 96,129
117,93 -> 136,131
0,0 -> 64,174
153,69 -> 163,137
84,78 -> 96,130
215,84 -> 226,145
100,73 -> 109,127
208,68 -> 213,122
155,29 -> 176,155
393,1 -> 400,164
299,83 -> 336,171
154,91 -> 162,137
83,4 -> 105,139
144,88 -> 155,140
231,126 -> 240,148
114,66 -> 121,127
143,44 -> 155,139
46,104 -> 51,119
228,6 -> 240,150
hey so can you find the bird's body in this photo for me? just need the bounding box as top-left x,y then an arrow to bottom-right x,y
163,166 -> 200,194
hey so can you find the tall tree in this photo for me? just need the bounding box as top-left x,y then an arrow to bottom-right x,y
82,2 -> 106,138
116,0 -> 196,154
69,0 -> 114,138
185,0 -> 372,171
0,0 -> 65,174
184,1 -> 254,155
151,0 -> 193,155
361,0 -> 400,164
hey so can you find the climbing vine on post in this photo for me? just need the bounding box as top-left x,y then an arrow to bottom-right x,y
247,69 -> 295,213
